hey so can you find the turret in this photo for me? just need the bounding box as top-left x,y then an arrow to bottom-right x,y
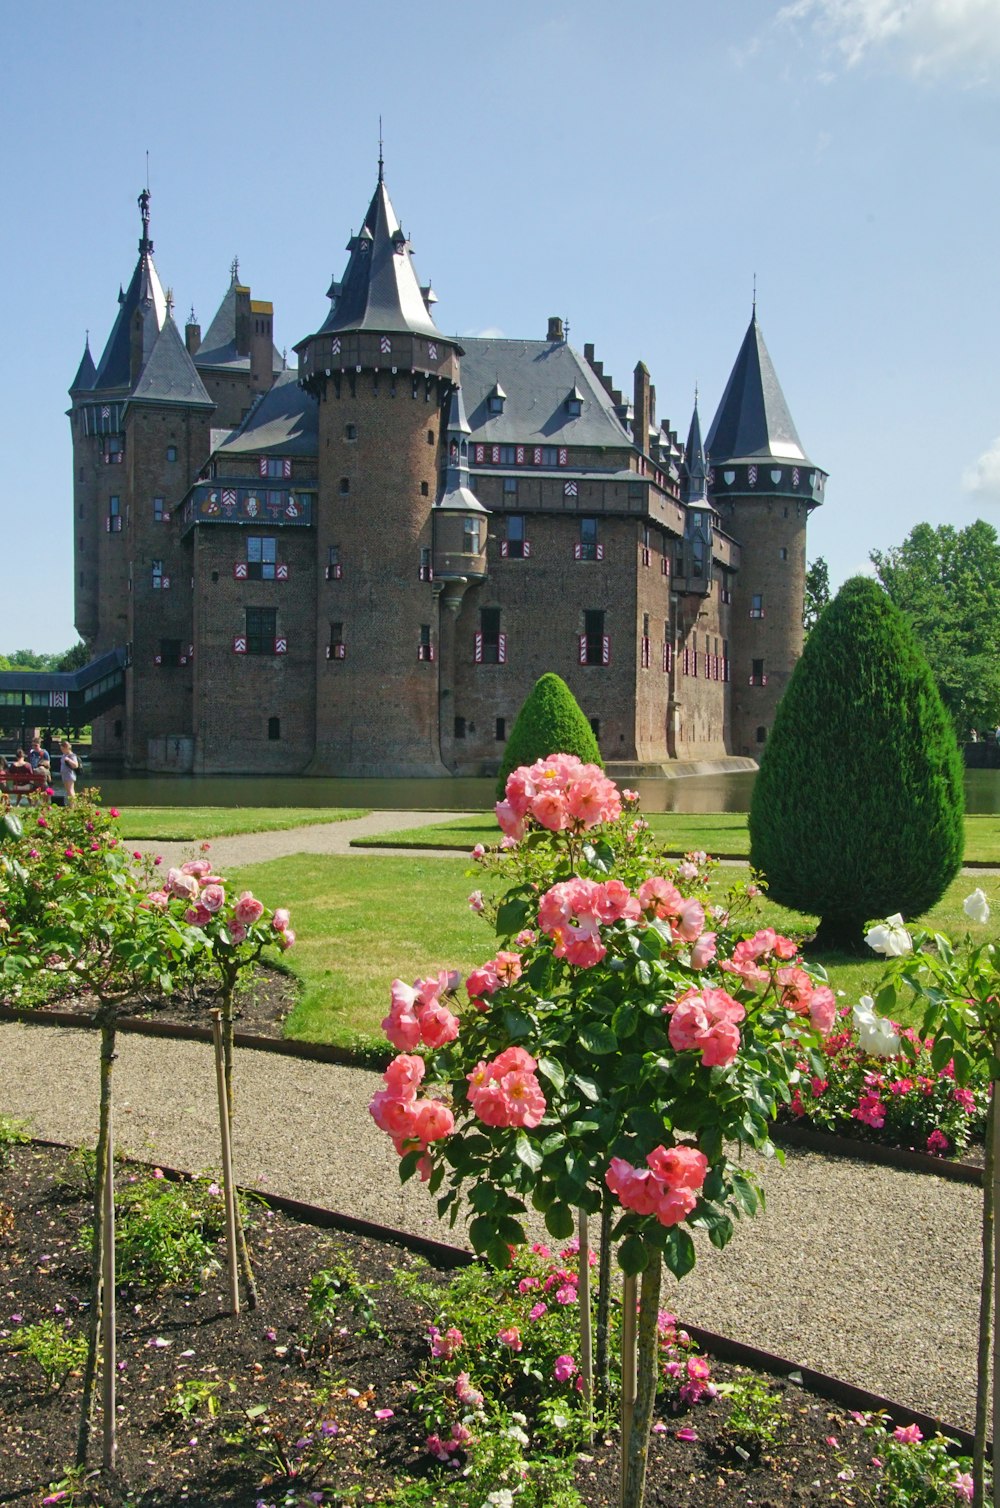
433,385 -> 489,612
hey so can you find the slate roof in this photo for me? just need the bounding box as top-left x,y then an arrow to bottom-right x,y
195,273 -> 284,372
214,370 -> 318,457
459,339 -> 632,449
92,240 -> 167,391
682,400 -> 708,503
704,314 -> 811,465
308,176 -> 441,341
70,339 -> 96,394
128,316 -> 215,408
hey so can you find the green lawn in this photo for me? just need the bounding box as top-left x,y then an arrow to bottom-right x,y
224,851 -> 1000,1055
351,811 -> 1000,865
116,807 -> 367,842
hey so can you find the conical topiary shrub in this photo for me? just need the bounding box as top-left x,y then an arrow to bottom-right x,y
748,576 -> 964,952
496,673 -> 602,798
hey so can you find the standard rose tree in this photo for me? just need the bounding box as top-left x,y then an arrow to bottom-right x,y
369,756 -> 833,1508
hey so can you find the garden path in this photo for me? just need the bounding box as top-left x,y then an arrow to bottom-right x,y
0,1017 -> 980,1434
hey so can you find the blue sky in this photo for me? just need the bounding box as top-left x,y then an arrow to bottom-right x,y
3,0 -> 999,653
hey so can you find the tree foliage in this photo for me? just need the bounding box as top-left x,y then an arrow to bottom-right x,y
495,673 -> 602,798
803,556 -> 830,635
870,520 -> 1000,737
748,576 -> 965,950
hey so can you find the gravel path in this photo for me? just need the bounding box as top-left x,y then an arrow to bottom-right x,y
0,1018 -> 982,1432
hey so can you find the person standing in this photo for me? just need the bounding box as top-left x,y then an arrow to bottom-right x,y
59,740 -> 80,805
28,735 -> 50,771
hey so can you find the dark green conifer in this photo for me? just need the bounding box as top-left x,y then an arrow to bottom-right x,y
496,673 -> 602,798
748,576 -> 964,951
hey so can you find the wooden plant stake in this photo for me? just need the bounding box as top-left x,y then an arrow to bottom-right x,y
577,1209 -> 593,1440
623,1260 -> 663,1508
991,1080 -> 1000,1508
212,1010 -> 240,1315
101,1101 -> 116,1471
619,1272 -> 637,1508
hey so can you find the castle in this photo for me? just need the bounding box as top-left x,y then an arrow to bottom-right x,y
65,167 -> 827,776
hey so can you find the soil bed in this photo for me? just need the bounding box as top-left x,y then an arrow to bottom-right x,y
21,966 -> 294,1041
0,1144 -> 941,1507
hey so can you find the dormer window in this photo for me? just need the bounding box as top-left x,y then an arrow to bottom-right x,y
565,386 -> 583,418
487,382 -> 506,416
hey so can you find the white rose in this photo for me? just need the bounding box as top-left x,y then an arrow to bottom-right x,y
853,996 -> 902,1058
964,889 -> 991,926
865,913 -> 913,957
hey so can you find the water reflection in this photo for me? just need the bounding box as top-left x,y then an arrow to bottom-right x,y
90,766 -> 1000,816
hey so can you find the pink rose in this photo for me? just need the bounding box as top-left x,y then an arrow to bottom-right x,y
234,891 -> 265,926
468,890 -> 484,912
228,920 -> 247,944
200,883 -> 225,914
418,1002 -> 460,1049
414,1099 -> 454,1142
553,1354 -> 577,1381
495,800 -> 526,841
185,903 -> 212,927
181,859 -> 212,878
497,1326 -> 522,1351
272,908 -> 291,932
690,932 -> 717,969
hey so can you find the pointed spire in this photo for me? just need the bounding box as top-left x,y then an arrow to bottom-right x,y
127,314 -> 214,408
92,189 -> 167,389
682,392 -> 708,504
437,386 -> 486,515
313,172 -> 442,339
704,311 -> 811,465
378,116 -> 384,184
69,334 -> 96,394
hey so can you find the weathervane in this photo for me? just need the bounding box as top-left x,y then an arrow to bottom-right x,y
378,115 -> 384,183
230,255 -> 240,283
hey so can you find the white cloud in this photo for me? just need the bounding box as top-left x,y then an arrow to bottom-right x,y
777,0 -> 1000,85
462,325 -> 505,339
963,437 -> 1000,502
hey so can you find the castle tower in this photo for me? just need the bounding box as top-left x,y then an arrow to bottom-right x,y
706,310 -> 826,757
295,166 -> 462,775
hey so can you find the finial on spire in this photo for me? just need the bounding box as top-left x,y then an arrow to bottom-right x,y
165,287 -> 174,316
230,255 -> 240,283
378,116 -> 384,183
187,305 -> 197,326
137,185 -> 153,255
752,272 -> 757,317
694,380 -> 699,406
564,315 -> 570,344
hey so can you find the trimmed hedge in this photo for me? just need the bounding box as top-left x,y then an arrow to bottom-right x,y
495,673 -> 602,799
748,576 -> 964,950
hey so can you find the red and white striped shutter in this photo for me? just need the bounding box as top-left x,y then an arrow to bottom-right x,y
275,638 -> 287,655
491,445 -> 500,464
523,540 -> 531,557
474,444 -> 484,463
724,657 -> 730,682
596,543 -> 604,561
153,653 -> 162,666
497,633 -> 507,665
474,632 -> 484,664
188,644 -> 194,660
534,447 -> 542,465
714,654 -> 720,680
234,562 -> 248,579
574,542 -> 582,560
258,456 -> 267,478
683,647 -> 689,676
283,458 -> 292,478
161,576 -> 170,590
578,634 -> 587,665
500,540 -> 509,558
602,635 -> 611,666
640,637 -> 649,668
516,446 -> 524,464
233,636 -> 247,654
661,557 -> 669,576
558,448 -> 567,465
276,562 -> 289,580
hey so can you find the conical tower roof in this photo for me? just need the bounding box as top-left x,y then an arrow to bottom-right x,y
682,396 -> 707,504
128,314 -> 214,408
315,173 -> 441,340
705,312 -> 810,465
93,189 -> 167,391
196,262 -> 283,372
69,336 -> 96,395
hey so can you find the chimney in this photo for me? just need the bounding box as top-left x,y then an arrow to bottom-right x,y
234,285 -> 252,357
185,319 -> 201,356
633,363 -> 651,455
547,315 -> 564,343
250,300 -> 274,392
584,342 -> 595,365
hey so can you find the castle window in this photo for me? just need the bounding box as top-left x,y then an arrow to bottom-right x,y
418,624 -> 434,662
339,477 -> 350,495
475,607 -> 506,664
756,725 -> 767,744
419,546 -> 433,581
779,546 -> 788,561
268,717 -> 281,741
158,638 -> 182,668
109,495 -> 120,517
750,658 -> 766,686
247,536 -> 277,580
246,607 -> 277,655
503,477 -> 518,495
345,423 -> 357,441
691,538 -> 705,578
454,716 -> 466,738
540,446 -> 559,466
499,445 -> 516,465
750,593 -> 765,619
503,515 -> 527,559
420,481 -> 429,496
495,717 -> 506,741
641,613 -> 650,670
260,457 -> 291,479
576,517 -> 601,562
641,523 -> 651,567
589,717 -> 601,741
151,560 -> 166,589
427,429 -> 435,445
692,511 -> 703,528
165,445 -> 177,462
153,496 -> 165,522
328,620 -> 345,660
628,481 -> 643,503
566,390 -> 583,418
104,435 -> 124,464
580,609 -> 608,666
463,518 -> 482,555
487,385 -> 505,415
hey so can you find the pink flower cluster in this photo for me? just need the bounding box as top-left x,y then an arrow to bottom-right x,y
537,877 -> 639,967
383,971 -> 461,1050
775,966 -> 837,1034
719,927 -> 798,985
466,1047 -> 547,1129
466,951 -> 523,1009
151,861 -> 289,946
666,987 -> 746,1068
496,754 -> 622,839
637,877 -> 706,944
368,1054 -> 455,1174
428,1324 -> 464,1359
426,1422 -> 473,1460
605,1143 -> 708,1227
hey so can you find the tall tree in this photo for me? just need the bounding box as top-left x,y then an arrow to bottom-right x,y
870,520 -> 1000,737
803,556 -> 830,635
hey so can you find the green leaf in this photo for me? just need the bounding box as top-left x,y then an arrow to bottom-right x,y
930,1036 -> 954,1073
662,1226 -> 697,1278
2,812 -> 23,839
515,1133 -> 542,1174
485,1236 -> 514,1269
398,1150 -> 422,1184
573,1074 -> 600,1103
502,1007 -> 534,1041
469,1215 -> 497,1254
617,1234 -> 650,1275
537,1056 -> 566,1092
578,1023 -> 617,1055
469,1183 -> 498,1213
495,1214 -> 526,1246
497,897 -> 532,936
544,1202 -> 575,1240
581,840 -> 615,875
540,1130 -> 567,1155
612,1001 -> 639,1038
